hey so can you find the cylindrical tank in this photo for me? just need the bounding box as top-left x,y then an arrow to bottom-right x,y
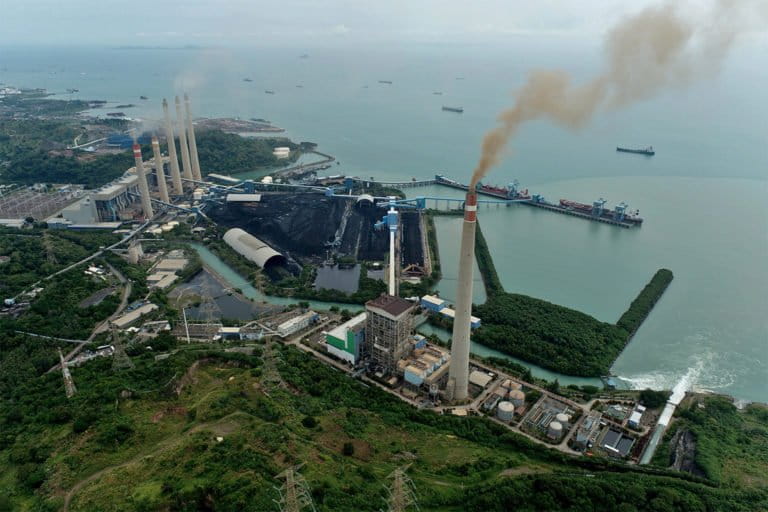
556,413 -> 570,425
497,401 -> 515,422
547,421 -> 563,439
509,389 -> 525,408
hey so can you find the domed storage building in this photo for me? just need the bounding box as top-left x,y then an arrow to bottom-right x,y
223,228 -> 286,269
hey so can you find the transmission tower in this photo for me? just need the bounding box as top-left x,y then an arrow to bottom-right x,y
384,467 -> 419,512
58,348 -> 77,398
261,338 -> 287,393
110,322 -> 134,370
197,277 -> 222,337
274,466 -> 316,512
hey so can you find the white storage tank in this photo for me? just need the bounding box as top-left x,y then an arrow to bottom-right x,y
509,389 -> 525,408
497,401 -> 515,422
547,421 -> 563,440
556,413 -> 570,425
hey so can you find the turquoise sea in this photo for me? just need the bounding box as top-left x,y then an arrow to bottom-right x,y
1,41 -> 766,402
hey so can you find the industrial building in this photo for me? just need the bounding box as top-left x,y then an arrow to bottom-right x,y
600,429 -> 635,458
223,228 -> 286,269
324,312 -> 367,364
276,310 -> 318,338
365,294 -> 415,373
420,294 -> 481,328
398,341 -> 450,387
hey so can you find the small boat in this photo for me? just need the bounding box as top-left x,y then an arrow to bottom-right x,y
264,90 -> 275,94
433,91 -> 443,95
243,78 -> 253,82
378,80 -> 393,85
66,88 -> 79,93
139,95 -> 148,100
296,85 -> 304,88
299,54 -> 310,59
442,106 -> 464,113
617,146 -> 654,156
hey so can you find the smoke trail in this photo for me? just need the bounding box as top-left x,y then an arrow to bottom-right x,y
470,0 -> 767,188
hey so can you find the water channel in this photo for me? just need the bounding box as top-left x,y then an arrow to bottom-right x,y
188,242 -> 605,387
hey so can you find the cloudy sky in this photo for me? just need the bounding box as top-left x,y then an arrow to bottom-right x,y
0,0 -> 706,46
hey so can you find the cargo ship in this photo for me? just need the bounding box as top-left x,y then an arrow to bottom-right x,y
617,146 -> 654,156
442,106 -> 464,113
264,90 -> 275,94
433,91 -> 443,95
378,80 -> 393,84
243,78 -> 253,82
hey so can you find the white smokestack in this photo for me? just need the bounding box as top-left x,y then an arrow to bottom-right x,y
184,93 -> 202,181
151,135 -> 170,203
446,192 -> 477,401
132,143 -> 155,219
162,98 -> 184,195
175,96 -> 194,182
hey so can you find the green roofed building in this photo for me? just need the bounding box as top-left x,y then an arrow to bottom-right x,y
324,312 -> 367,364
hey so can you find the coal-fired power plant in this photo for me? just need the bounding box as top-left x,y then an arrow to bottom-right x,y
446,192 -> 477,401
162,98 -> 184,195
151,135 -> 170,203
132,143 -> 154,219
175,96 -> 194,182
184,94 -> 202,181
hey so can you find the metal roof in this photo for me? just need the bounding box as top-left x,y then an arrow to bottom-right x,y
223,228 -> 284,268
365,294 -> 414,318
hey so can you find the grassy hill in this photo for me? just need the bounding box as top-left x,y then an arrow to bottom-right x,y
1,336 -> 766,511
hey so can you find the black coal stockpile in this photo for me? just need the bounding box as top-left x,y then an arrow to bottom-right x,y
210,193 -> 388,261
400,211 -> 424,267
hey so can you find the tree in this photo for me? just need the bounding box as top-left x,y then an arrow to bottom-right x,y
342,442 -> 355,456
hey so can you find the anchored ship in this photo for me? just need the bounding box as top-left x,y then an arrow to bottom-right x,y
617,146 -> 654,155
442,106 -> 464,113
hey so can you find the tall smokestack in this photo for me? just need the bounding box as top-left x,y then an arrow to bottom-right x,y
446,192 -> 477,401
175,96 -> 194,182
162,98 -> 184,195
184,93 -> 202,181
151,135 -> 170,203
132,143 -> 155,219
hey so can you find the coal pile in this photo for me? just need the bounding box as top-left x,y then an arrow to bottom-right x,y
209,193 -> 388,263
400,211 -> 424,268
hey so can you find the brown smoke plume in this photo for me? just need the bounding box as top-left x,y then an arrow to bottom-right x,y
470,0 -> 767,188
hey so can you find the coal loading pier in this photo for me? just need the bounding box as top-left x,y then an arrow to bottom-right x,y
433,175 -> 643,228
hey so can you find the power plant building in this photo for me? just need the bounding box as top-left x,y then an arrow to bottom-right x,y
365,294 -> 415,373
222,228 -> 286,268
324,312 -> 367,364
276,311 -> 319,338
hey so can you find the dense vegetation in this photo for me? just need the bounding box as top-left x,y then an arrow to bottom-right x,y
470,221 -> 673,377
0,110 -> 301,188
653,395 -> 768,487
474,293 -> 629,376
0,227 -> 119,298
194,129 -> 299,176
617,268 -> 674,334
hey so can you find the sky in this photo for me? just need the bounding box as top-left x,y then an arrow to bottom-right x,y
0,0 -> 727,47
